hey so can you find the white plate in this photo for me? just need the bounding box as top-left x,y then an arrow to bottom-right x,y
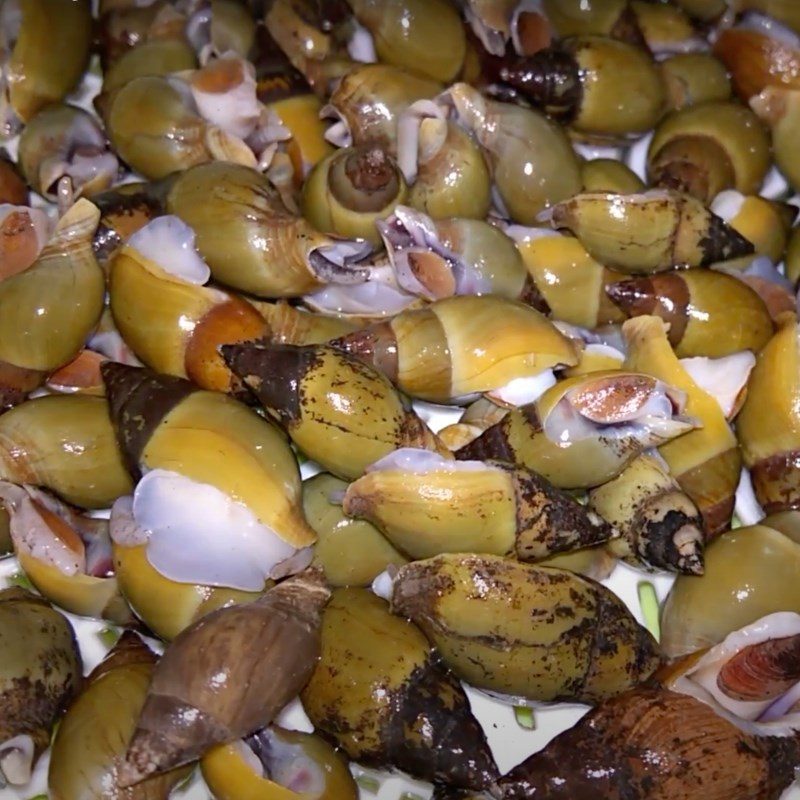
2,53 -> 800,800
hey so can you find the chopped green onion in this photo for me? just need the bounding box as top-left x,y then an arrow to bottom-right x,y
355,774 -> 381,793
8,571 -> 34,591
399,793 -> 425,800
26,794 -> 48,800
637,581 -> 660,642
514,705 -> 536,729
97,626 -> 120,649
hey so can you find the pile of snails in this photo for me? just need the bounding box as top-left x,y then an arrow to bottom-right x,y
5,0 -> 800,798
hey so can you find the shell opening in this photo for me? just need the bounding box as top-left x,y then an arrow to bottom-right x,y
672,612 -> 800,736
38,112 -> 119,200
0,481 -> 114,577
321,105 -> 352,148
679,351 -> 756,419
245,729 -> 326,794
486,370 -> 558,408
307,238 -> 372,284
379,206 -> 497,300
544,376 -> 693,446
126,215 -> 211,285
303,261 -> 417,316
0,735 -> 34,787
129,469 -> 309,590
396,100 -> 447,183
511,0 -> 551,57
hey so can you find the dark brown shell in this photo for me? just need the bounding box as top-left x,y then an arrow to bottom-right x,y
119,570 -> 330,786
499,688 -> 800,800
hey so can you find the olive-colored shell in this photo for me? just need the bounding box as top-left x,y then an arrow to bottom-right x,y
0,199 -> 105,372
0,482 -> 134,624
580,158 -> 645,194
109,241 -> 268,394
48,633 -> 191,799
17,104 -> 116,200
302,145 -> 407,245
326,64 -> 442,153
267,93 -> 334,181
0,394 -> 133,508
447,85 -> 582,224
331,295 -> 579,403
541,0 -> 630,38
514,231 -> 626,328
671,0 -> 726,21
785,224 -> 800,284
5,0 -> 92,124
101,38 -> 198,96
661,517 -> 800,658
547,190 -> 755,273
166,161 -> 366,298
102,362 -> 315,549
539,545 -> 618,582
303,473 -> 407,587
300,587 -> 498,790
589,453 -> 705,575
623,315 -> 740,537
106,75 -> 211,181
502,36 -> 666,142
119,571 -> 331,786
737,318 -> 800,513
499,687 -> 800,800
407,121 -> 491,220
660,53 -> 731,111
456,370 -> 693,490
222,342 -> 447,480
751,87 -> 800,193
647,101 -> 771,201
0,587 -> 82,785
346,0 -> 465,83
715,192 -> 794,265
389,554 -> 660,703
201,727 -> 358,800
629,0 -> 700,52
113,540 -> 263,641
254,300 -> 360,345
607,269 -> 774,358
343,458 -> 614,561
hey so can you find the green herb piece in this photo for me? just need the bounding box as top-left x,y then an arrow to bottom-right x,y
637,580 -> 660,642
514,705 -> 536,729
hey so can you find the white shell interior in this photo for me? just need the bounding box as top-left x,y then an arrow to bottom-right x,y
126,215 -> 211,285
122,469 -> 304,591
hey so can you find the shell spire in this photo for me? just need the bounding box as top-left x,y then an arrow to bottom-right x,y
118,569 -> 330,786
